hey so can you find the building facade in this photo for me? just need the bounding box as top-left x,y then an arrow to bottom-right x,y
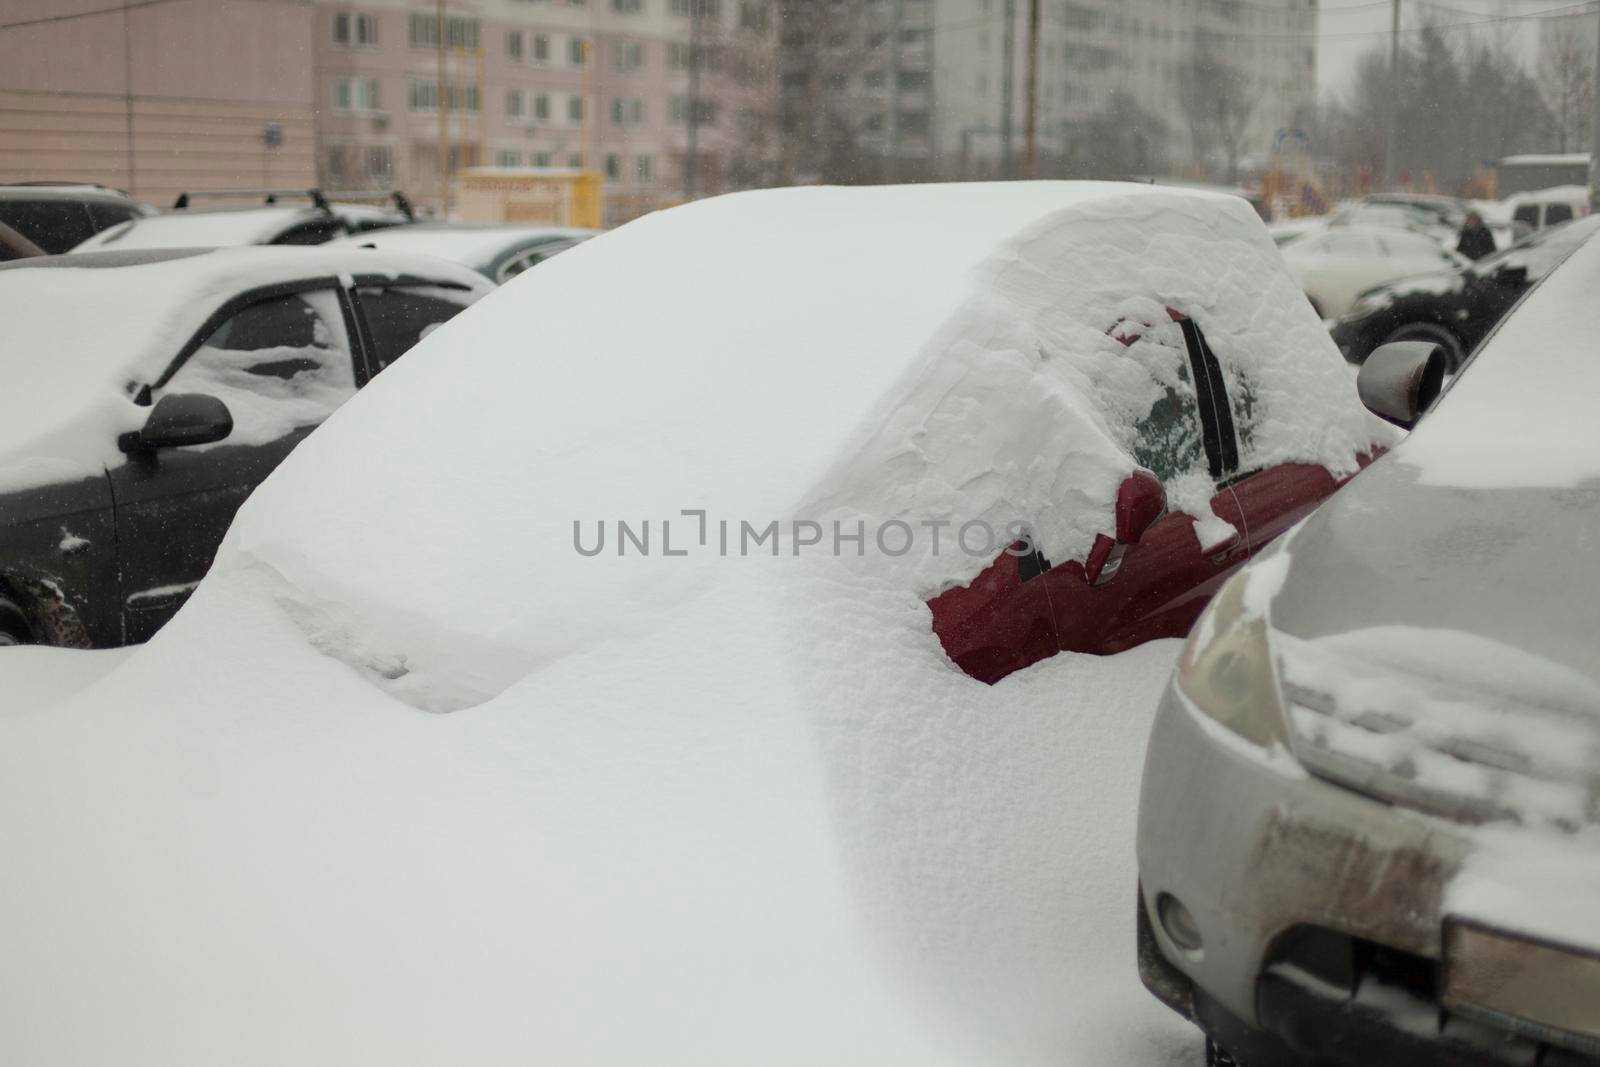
779,0 -> 1317,183
314,0 -> 780,224
0,0 -> 318,207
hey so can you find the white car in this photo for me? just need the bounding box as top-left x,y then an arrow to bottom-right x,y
0,182 -> 1388,1065
1281,224 -> 1467,318
326,222 -> 599,284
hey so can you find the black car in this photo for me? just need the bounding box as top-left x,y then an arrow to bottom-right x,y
1330,214 -> 1600,369
0,246 -> 490,648
0,183 -> 156,254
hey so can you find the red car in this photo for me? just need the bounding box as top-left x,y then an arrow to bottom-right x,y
930,309 -> 1380,684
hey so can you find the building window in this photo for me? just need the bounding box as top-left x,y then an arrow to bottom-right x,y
332,12 -> 377,46
507,30 -> 524,59
669,0 -> 719,14
533,151 -> 553,167
568,152 -> 582,168
604,153 -> 621,179
567,94 -> 583,123
610,97 -> 644,126
636,154 -> 654,181
611,0 -> 642,10
409,79 -> 438,111
497,149 -> 522,167
410,13 -> 478,49
568,35 -> 587,65
533,92 -> 551,120
668,95 -> 716,126
447,83 -> 480,112
334,78 -> 380,111
532,33 -> 550,61
366,144 -> 394,183
612,40 -> 644,71
507,89 -> 525,117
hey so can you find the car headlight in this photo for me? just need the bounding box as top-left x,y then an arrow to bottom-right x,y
1346,289 -> 1393,318
1176,568 -> 1289,749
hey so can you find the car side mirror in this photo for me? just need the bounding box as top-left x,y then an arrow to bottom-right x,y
1357,341 -> 1447,430
1115,470 -> 1166,545
119,393 -> 234,454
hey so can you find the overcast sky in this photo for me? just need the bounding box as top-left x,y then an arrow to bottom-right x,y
1316,0 -> 1579,102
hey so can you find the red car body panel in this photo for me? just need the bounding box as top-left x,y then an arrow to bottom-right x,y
928,306 -> 1381,684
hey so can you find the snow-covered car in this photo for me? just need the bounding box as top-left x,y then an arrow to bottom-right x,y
0,183 -> 1390,1065
1330,214 -> 1600,368
1137,224 -> 1600,1065
327,223 -> 599,284
0,181 -> 156,254
0,246 -> 491,647
1267,217 -> 1328,247
72,192 -> 413,252
1281,224 -> 1467,319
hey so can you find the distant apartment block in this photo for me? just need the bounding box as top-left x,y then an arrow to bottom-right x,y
779,0 -> 1317,181
314,0 -> 780,224
0,0 -> 317,206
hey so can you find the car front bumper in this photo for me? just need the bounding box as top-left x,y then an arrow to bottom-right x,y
1135,679 -> 1600,1066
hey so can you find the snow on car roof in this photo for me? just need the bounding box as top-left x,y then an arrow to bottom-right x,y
0,245 -> 490,493
225,180 -> 1387,708
325,223 -> 597,267
70,206 -> 326,250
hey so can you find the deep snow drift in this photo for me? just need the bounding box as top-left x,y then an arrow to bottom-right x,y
0,182 -> 1384,1064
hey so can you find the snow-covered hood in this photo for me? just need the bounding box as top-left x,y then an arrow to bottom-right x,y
1267,232 -> 1600,831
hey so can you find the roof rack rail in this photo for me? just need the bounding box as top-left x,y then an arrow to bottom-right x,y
172,188 -> 333,212
317,189 -> 416,221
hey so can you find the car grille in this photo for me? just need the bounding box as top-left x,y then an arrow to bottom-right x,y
1275,634 -> 1600,833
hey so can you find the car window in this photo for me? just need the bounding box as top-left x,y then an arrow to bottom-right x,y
272,219 -> 347,246
160,290 -> 356,434
497,239 -> 582,283
356,285 -> 476,373
1512,204 -> 1540,228
1545,203 -> 1574,226
1118,316 -> 1210,484
0,199 -> 97,254
87,202 -> 139,233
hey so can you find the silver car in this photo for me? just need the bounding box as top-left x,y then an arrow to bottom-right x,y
1136,222 -> 1600,1064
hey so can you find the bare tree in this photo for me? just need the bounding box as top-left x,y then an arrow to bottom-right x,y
1177,44 -> 1255,183
1538,26 -> 1594,153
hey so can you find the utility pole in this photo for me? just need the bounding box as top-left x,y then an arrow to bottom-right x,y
1000,0 -> 1015,178
1590,3 -> 1600,211
1022,0 -> 1040,179
436,0 -> 449,217
685,0 -> 703,201
122,0 -> 136,195
1382,0 -> 1399,190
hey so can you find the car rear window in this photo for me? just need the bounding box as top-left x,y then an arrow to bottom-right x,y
0,200 -> 97,254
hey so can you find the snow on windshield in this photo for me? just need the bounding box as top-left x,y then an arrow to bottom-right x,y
1401,226 -> 1600,489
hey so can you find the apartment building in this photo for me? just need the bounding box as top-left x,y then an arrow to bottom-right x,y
779,0 -> 1317,181
315,0 -> 779,224
0,0 -> 317,206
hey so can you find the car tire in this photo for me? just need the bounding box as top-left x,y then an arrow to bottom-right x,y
0,596 -> 33,646
1382,323 -> 1464,372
